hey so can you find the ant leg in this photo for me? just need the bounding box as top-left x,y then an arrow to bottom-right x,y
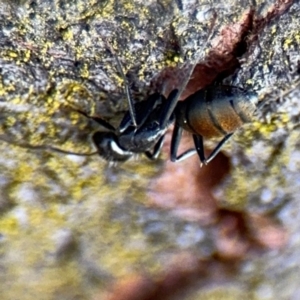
205,133 -> 233,164
170,123 -> 182,162
170,123 -> 197,162
36,146 -> 98,156
119,93 -> 164,132
176,133 -> 234,165
175,149 -> 197,162
193,134 -> 206,164
144,135 -> 165,160
160,89 -> 179,128
136,93 -> 165,127
0,134 -> 97,156
114,55 -> 137,127
75,109 -> 116,131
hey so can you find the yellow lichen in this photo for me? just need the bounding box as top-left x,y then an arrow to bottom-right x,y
0,216 -> 19,236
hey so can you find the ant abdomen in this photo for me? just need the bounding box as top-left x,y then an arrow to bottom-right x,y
175,85 -> 258,139
171,85 -> 258,165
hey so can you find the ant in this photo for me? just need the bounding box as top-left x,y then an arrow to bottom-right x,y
80,61 -> 258,164
71,43 -> 259,165
0,34 -> 260,166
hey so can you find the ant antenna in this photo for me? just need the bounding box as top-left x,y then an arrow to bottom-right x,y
103,38 -> 137,127
0,135 -> 98,156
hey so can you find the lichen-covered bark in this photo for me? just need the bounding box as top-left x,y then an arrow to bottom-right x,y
0,0 -> 299,299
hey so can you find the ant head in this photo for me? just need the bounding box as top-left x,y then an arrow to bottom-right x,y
92,131 -> 133,162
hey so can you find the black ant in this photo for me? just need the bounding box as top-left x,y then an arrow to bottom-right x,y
82,61 -> 258,164
0,34 -> 261,166
63,60 -> 258,165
